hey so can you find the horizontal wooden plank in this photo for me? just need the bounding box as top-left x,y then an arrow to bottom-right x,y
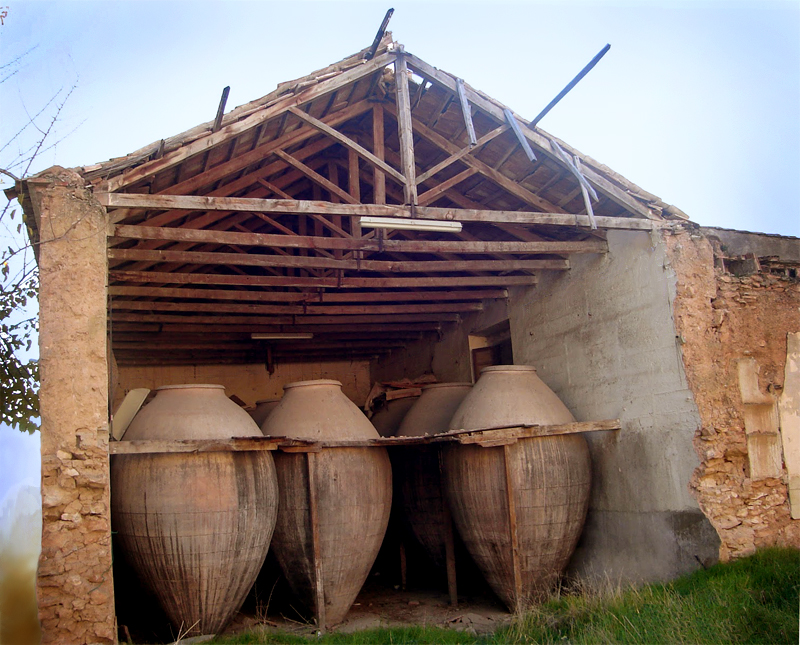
108,285 -> 508,303
97,193 -> 654,230
109,270 -> 540,288
112,225 -> 608,255
110,299 -> 483,315
109,437 -> 283,454
108,247 -> 569,272
111,312 -> 462,325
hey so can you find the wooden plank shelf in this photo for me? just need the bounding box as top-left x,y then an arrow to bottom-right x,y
108,419 -> 620,454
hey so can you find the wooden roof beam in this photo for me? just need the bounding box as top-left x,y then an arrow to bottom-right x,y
103,51 -> 397,193
112,224 -> 607,255
394,51 -> 418,205
111,312 -> 464,325
109,270 -> 538,289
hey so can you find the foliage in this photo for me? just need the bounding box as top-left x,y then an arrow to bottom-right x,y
210,548 -> 800,645
1,47 -> 78,433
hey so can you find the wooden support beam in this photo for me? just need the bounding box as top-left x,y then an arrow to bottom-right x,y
456,78 -> 477,147
114,322 -> 443,335
103,52 -> 397,193
212,86 -> 231,133
108,285 -> 508,303
416,168 -> 478,207
288,106 -> 406,184
372,105 -> 386,205
503,108 -> 536,163
108,247 -> 569,272
273,149 -> 359,204
109,270 -> 539,289
111,312 -> 463,325
415,124 -> 508,185
97,193 -> 654,230
112,224 -> 608,255
394,52 -> 418,205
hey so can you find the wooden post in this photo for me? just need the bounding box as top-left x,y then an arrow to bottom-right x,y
503,444 -> 523,611
394,51 -> 418,205
438,446 -> 458,607
372,105 -> 386,204
307,451 -> 327,631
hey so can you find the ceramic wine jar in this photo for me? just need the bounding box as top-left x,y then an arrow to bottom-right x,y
111,384 -> 279,635
260,379 -> 392,627
445,366 -> 591,610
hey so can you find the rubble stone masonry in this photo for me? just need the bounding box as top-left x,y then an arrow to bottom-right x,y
27,168 -> 116,644
665,228 -> 800,561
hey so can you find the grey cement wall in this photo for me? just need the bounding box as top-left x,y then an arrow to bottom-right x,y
508,229 -> 719,582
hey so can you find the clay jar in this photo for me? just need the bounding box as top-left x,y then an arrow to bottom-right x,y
370,393 -> 420,437
249,397 -> 281,429
394,383 -> 472,569
260,380 -> 392,628
111,384 -> 279,635
445,366 -> 591,610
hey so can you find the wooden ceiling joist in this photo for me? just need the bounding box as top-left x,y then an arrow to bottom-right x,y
110,300 -> 484,315
111,312 -> 462,325
109,271 -> 539,289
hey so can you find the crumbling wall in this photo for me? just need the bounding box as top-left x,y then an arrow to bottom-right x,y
27,168 -> 116,644
666,228 -> 800,561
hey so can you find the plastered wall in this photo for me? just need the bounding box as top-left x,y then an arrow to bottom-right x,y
508,228 -> 719,582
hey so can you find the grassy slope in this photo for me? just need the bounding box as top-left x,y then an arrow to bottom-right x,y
212,548 -> 799,645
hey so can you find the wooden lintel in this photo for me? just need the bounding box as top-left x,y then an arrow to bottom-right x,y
108,247 -> 569,272
96,193 -> 654,230
288,106 -> 405,184
456,78 -> 477,147
394,53 -> 418,205
112,224 -> 608,255
111,312 -> 462,325
109,270 -> 539,289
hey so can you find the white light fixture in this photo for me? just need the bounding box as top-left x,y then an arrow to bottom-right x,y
359,216 -> 462,233
251,333 -> 314,340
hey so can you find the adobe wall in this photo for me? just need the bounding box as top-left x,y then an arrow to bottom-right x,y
27,168 -> 116,644
507,228 -> 719,583
113,359 -> 372,412
666,228 -> 800,561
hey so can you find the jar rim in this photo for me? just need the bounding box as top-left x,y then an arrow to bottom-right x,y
283,379 -> 343,390
155,383 -> 226,392
480,365 -> 537,374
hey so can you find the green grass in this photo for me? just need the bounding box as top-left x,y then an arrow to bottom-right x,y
211,548 -> 799,644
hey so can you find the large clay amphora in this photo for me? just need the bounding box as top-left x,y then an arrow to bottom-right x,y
249,397 -> 281,428
394,383 -> 471,569
260,380 -> 392,628
445,366 -> 590,611
370,393 -> 420,437
111,384 -> 279,635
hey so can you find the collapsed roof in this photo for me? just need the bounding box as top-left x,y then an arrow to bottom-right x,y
49,34 -> 691,366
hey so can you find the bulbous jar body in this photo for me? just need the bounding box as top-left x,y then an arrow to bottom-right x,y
394,383 -> 472,569
111,384 -> 279,635
444,367 -> 591,610
260,380 -> 392,627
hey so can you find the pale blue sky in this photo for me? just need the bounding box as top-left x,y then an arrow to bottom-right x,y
0,0 -> 799,498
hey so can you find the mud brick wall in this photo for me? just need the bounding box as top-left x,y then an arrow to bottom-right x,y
666,228 -> 800,561
27,168 -> 116,644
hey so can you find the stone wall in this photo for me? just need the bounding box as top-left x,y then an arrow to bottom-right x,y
666,228 -> 800,561
27,169 -> 116,644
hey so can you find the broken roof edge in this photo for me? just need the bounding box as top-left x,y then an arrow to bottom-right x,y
78,32 -> 396,184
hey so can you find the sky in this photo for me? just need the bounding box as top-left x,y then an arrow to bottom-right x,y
0,0 -> 799,498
